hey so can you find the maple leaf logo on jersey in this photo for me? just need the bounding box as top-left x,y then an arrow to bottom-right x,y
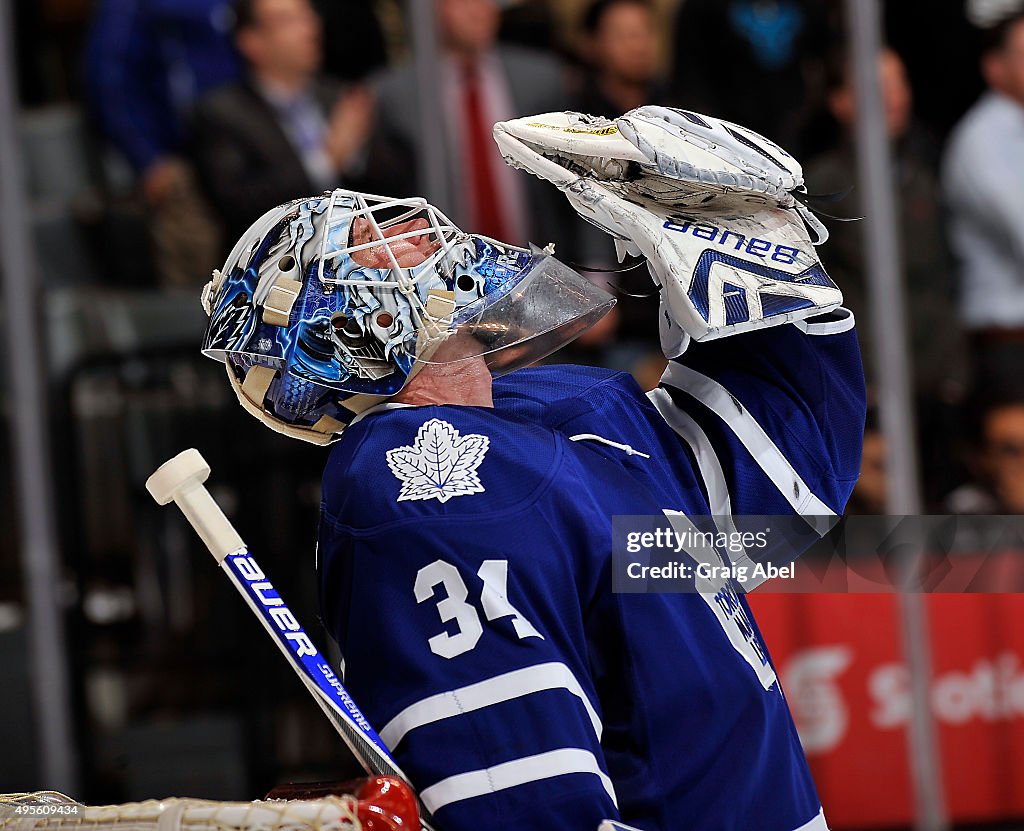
386,419 -> 489,503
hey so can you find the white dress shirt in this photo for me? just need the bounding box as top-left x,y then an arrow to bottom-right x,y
943,91 -> 1024,328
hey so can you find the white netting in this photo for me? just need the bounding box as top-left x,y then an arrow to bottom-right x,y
0,793 -> 360,831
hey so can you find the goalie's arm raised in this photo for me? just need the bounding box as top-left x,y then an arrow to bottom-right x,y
531,309 -> 866,531
495,107 -> 866,523
654,307 -> 866,520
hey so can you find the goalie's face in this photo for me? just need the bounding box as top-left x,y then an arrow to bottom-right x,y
349,217 -> 441,269
200,190 -> 614,441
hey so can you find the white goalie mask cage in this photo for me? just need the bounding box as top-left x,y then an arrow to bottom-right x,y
314,190 -> 464,336
310,190 -> 617,369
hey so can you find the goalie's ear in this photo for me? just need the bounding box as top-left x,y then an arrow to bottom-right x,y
492,111 -> 647,187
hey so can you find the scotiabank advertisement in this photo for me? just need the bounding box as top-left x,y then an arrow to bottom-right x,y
751,594 -> 1024,828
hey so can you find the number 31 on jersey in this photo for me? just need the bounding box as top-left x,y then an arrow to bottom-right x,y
414,559 -> 543,659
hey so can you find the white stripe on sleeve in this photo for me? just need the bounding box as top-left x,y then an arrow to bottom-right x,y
380,662 -> 602,749
647,387 -> 733,517
659,361 -> 835,530
648,388 -> 767,587
419,748 -> 618,813
792,307 -> 855,336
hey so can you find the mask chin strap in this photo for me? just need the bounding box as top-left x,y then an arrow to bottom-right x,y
402,288 -> 457,381
261,277 -> 303,327
226,364 -> 386,446
201,271 -> 225,315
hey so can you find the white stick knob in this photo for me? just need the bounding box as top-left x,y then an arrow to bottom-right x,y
146,449 -> 244,562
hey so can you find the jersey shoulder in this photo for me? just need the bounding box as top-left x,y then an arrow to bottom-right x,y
496,364 -> 682,457
321,404 -> 564,532
493,364 -> 652,427
491,364 -> 627,415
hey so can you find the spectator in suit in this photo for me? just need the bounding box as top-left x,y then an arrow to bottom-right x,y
805,46 -> 967,505
85,0 -> 241,285
371,0 -> 577,256
806,47 -> 965,396
943,8 -> 1024,394
563,0 -> 671,377
191,0 -> 382,246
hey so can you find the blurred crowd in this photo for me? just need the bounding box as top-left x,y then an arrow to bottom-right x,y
9,0 -> 1024,515
10,0 -> 1024,800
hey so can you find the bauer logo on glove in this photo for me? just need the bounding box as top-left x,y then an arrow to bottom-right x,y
493,107 -> 843,352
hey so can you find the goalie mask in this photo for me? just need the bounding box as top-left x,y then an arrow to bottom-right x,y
201,190 -> 614,444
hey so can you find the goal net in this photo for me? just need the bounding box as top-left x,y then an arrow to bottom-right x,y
0,792 -> 361,831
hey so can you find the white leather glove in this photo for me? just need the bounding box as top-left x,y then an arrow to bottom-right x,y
493,108 -> 842,355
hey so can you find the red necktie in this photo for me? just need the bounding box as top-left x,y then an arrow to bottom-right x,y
462,64 -> 508,241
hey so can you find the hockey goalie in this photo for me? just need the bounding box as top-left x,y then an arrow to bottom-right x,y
198,107 -> 866,831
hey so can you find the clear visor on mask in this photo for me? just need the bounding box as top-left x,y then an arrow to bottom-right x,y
419,253 -> 616,374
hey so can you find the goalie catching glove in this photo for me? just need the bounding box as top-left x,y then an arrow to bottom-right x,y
493,106 -> 842,354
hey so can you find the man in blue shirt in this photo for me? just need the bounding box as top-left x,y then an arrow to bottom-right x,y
85,0 -> 241,285
85,0 -> 239,190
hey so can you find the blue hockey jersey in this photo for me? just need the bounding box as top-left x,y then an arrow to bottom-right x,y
317,309 -> 865,831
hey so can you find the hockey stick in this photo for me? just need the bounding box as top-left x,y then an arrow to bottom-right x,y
146,449 -> 437,831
